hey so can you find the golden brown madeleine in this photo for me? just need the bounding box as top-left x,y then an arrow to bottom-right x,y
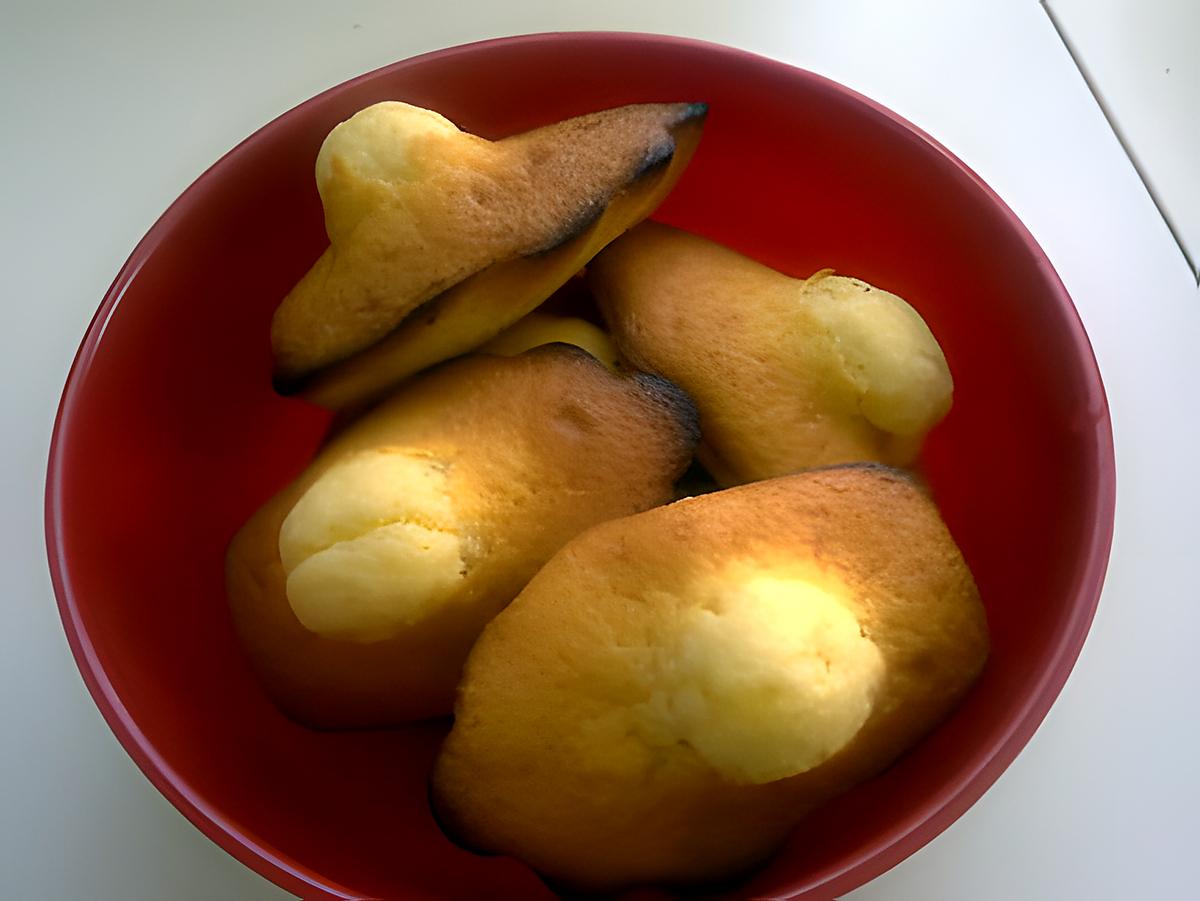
480,311 -> 620,371
432,465 -> 987,893
272,101 -> 706,408
590,222 -> 953,485
227,346 -> 698,728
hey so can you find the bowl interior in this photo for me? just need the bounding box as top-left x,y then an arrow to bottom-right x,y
47,33 -> 1113,900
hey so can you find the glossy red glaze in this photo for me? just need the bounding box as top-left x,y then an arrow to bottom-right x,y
45,33 -> 1114,900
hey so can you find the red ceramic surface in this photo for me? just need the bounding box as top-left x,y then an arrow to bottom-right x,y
45,33 -> 1115,900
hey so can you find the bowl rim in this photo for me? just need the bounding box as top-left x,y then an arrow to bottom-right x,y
43,30 -> 1116,900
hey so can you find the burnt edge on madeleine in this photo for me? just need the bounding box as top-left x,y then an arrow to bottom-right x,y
793,459 -> 934,498
531,102 -> 707,259
526,141 -> 672,260
521,341 -> 700,445
631,370 -> 701,450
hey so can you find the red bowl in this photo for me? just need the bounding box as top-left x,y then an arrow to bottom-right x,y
45,32 -> 1114,900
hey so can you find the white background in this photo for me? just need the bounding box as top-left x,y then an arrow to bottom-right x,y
3,1 -> 1197,898
1049,0 -> 1200,275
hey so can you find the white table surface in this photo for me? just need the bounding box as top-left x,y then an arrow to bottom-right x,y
4,1 -> 1197,898
1049,0 -> 1200,277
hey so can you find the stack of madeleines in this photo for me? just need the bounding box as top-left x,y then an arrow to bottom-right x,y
226,98 -> 988,894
